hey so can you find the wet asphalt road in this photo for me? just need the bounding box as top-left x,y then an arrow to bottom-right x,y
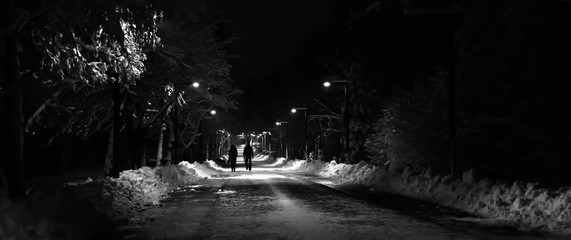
116,155 -> 569,240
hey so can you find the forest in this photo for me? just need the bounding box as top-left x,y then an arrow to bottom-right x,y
301,0 -> 571,187
2,0 -> 571,201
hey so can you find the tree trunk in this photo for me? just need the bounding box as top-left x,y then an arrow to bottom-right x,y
156,123 -> 164,167
111,81 -> 121,177
133,94 -> 146,168
0,162 -> 6,190
198,123 -> 203,162
125,108 -> 135,170
447,14 -> 457,176
173,104 -> 178,164
206,142 -> 210,160
164,116 -> 174,165
140,149 -> 146,168
58,136 -> 73,175
1,34 -> 25,198
103,127 -> 114,176
131,127 -> 145,169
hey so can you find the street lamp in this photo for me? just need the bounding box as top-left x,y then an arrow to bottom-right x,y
205,109 -> 217,119
323,79 -> 350,162
291,107 -> 308,160
200,109 -> 218,161
262,131 -> 272,153
276,121 -> 289,159
192,82 -> 200,88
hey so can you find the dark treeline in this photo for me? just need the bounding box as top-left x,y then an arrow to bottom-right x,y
295,0 -> 571,187
0,0 -> 241,198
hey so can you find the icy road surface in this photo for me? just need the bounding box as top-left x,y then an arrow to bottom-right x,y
192,173 -> 467,240
181,172 -> 561,240
117,155 -> 567,239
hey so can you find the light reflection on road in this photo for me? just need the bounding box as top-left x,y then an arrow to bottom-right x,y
229,173 -> 288,180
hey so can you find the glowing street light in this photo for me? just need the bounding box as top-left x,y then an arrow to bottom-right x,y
192,82 -> 200,88
200,109 -> 218,161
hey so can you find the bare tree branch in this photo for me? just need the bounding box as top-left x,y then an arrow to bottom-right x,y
312,99 -> 341,116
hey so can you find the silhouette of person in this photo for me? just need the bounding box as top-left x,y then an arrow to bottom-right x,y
229,145 -> 238,172
243,142 -> 254,171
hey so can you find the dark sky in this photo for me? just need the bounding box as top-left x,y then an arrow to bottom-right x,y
214,0 -> 344,133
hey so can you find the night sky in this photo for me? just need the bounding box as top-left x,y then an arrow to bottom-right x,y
214,0 -> 344,133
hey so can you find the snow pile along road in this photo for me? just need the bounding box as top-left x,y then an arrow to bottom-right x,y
80,161 -> 222,220
264,157 -> 289,167
98,167 -> 170,218
287,159 -> 571,235
180,160 -> 224,177
0,160 -> 224,240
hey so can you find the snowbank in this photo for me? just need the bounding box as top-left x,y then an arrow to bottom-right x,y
271,158 -> 308,170
0,180 -> 116,240
292,159 -> 327,173
286,159 -> 571,235
0,161 -> 220,240
88,161 -> 221,219
265,157 -> 289,167
157,164 -> 201,188
178,160 -> 224,177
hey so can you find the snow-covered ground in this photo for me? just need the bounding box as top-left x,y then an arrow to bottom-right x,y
284,158 -> 571,236
225,155 -> 571,236
0,161 -> 224,239
1,155 -> 570,239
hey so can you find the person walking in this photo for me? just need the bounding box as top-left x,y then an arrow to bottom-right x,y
229,145 -> 238,172
243,142 -> 254,171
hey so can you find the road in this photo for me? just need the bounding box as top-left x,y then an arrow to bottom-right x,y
116,149 -> 567,240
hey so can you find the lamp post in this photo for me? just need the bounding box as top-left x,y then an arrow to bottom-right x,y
264,128 -> 276,154
276,121 -> 289,159
173,82 -> 200,164
323,79 -> 350,161
262,131 -> 271,153
260,133 -> 265,153
291,107 -> 308,160
200,109 -> 217,161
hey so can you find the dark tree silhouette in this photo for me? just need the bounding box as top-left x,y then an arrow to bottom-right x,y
0,0 -> 240,197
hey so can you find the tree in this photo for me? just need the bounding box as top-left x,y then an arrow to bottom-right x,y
1,0 -> 241,195
138,1 -> 240,164
1,0 -> 159,195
